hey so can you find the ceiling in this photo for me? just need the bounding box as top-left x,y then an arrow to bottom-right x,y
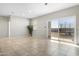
0,3 -> 78,18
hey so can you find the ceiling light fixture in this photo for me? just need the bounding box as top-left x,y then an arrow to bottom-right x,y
45,3 -> 48,6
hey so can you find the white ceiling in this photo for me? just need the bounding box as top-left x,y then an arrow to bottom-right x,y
0,3 -> 78,18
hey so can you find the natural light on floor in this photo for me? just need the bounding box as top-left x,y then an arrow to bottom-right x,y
50,39 -> 79,48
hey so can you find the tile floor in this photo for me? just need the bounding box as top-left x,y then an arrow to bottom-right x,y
0,37 -> 79,56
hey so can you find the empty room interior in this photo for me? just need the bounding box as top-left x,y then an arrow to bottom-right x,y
0,3 -> 79,56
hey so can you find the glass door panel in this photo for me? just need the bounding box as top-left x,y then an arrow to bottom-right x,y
51,19 -> 59,41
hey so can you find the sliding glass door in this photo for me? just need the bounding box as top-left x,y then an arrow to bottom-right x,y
48,16 -> 76,43
58,17 -> 75,43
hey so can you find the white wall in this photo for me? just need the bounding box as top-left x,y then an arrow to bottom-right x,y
0,16 -> 29,38
76,7 -> 79,45
10,16 -> 29,37
32,5 -> 79,44
0,16 -> 9,38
